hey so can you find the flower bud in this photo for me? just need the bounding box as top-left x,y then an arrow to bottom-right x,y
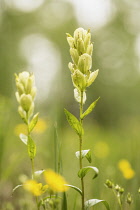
105,179 -> 113,189
78,53 -> 92,74
25,75 -> 35,94
84,32 -> 91,50
70,48 -> 79,65
72,70 -> 87,90
77,38 -> 85,55
16,82 -> 24,95
68,62 -> 75,73
74,28 -> 86,45
67,37 -> 75,48
86,43 -> 93,56
19,71 -> 30,87
87,69 -> 99,87
20,94 -> 32,112
119,188 -> 124,194
115,185 -> 120,192
30,87 -> 37,100
15,92 -> 20,103
127,193 -> 132,205
18,106 -> 27,120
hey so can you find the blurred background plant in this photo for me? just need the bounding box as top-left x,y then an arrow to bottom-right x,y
0,0 -> 140,209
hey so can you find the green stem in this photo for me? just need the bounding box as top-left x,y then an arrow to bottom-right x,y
113,190 -> 122,210
27,121 -> 38,209
36,196 -> 40,210
31,158 -> 35,180
79,91 -> 85,210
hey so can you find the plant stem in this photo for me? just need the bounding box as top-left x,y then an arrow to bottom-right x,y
79,91 -> 85,210
31,158 -> 35,180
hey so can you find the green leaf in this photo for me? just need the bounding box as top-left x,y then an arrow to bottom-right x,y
65,184 -> 82,196
19,133 -> 28,145
75,150 -> 92,163
64,108 -> 84,136
34,170 -> 45,177
27,135 -> 36,160
78,166 -> 99,179
12,184 -> 23,195
85,150 -> 92,163
29,112 -> 39,133
85,199 -> 110,210
81,97 -> 100,119
62,192 -> 67,210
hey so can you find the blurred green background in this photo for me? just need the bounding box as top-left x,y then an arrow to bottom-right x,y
0,0 -> 140,209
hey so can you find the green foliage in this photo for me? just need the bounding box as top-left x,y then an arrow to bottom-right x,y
81,97 -> 100,119
27,136 -> 36,160
75,150 -> 92,163
19,133 -> 28,145
65,184 -> 82,196
62,192 -> 68,210
28,112 -> 39,133
85,199 -> 110,210
34,170 -> 45,177
78,166 -> 99,179
64,108 -> 84,136
12,184 -> 23,195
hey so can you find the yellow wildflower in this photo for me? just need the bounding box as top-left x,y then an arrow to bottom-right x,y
23,180 -> 48,196
118,159 -> 135,179
14,123 -> 27,136
33,118 -> 48,134
44,169 -> 69,192
94,141 -> 109,159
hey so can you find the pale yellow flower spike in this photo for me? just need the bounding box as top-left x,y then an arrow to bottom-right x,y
44,169 -> 69,192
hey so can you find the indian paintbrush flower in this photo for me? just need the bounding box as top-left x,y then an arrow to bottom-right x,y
66,27 -> 99,103
15,71 -> 36,122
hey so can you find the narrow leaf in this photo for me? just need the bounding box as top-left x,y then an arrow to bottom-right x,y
61,192 -> 67,210
19,133 -> 28,145
75,150 -> 92,163
29,112 -> 39,133
12,184 -> 23,195
65,184 -> 82,196
85,150 -> 92,163
78,166 -> 99,179
81,97 -> 100,119
85,199 -> 110,210
27,136 -> 36,160
64,109 -> 84,136
34,170 -> 45,177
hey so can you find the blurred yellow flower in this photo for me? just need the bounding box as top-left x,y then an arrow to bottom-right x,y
14,118 -> 47,136
94,141 -> 109,159
118,159 -> 135,179
118,159 -> 131,170
14,123 -> 27,136
23,180 -> 48,196
44,169 -> 69,192
33,118 -> 48,134
122,168 -> 135,179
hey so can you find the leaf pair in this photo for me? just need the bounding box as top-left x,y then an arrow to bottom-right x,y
78,166 -> 99,179
19,134 -> 36,160
64,98 -> 100,135
75,149 -> 91,163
